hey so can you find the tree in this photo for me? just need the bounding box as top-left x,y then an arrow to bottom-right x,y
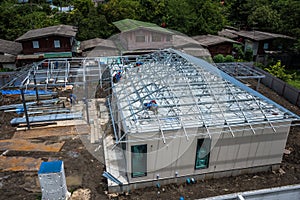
102,0 -> 142,23
248,5 -> 281,32
181,0 -> 225,35
162,0 -> 195,35
139,0 -> 167,25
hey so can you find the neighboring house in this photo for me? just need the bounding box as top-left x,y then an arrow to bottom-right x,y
15,25 -> 78,62
50,5 -> 74,13
219,29 -> 295,63
80,38 -> 119,57
172,35 -> 211,60
112,19 -> 210,59
192,34 -> 240,57
113,19 -> 174,53
0,39 -> 22,69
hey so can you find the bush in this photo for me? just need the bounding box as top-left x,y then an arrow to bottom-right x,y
224,55 -> 235,62
254,62 -> 265,69
233,44 -> 245,59
264,60 -> 295,82
0,68 -> 13,72
244,48 -> 253,61
213,54 -> 225,63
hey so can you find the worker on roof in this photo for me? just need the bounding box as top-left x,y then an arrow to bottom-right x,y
135,61 -> 143,67
144,100 -> 158,114
113,71 -> 122,83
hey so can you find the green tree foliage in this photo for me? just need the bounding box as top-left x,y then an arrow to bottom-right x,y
232,44 -> 245,60
248,5 -> 281,32
139,0 -> 167,25
0,0 -> 299,45
0,0 -> 58,40
102,0 -> 142,23
265,60 -> 294,82
244,48 -> 253,62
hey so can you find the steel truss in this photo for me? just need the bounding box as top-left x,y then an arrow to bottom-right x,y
1,49 -> 298,138
110,49 -> 299,145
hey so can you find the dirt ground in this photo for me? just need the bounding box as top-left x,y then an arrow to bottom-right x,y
0,79 -> 300,200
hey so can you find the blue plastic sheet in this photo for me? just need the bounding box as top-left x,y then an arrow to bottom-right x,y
1,90 -> 53,95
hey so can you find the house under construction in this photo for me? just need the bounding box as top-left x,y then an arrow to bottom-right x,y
104,49 -> 299,192
1,48 -> 298,193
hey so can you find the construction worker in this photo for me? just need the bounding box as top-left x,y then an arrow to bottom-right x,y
113,71 -> 122,83
144,100 -> 158,114
70,93 -> 77,105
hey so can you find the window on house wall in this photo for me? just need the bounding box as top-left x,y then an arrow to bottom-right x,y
195,138 -> 211,169
152,34 -> 162,42
32,41 -> 39,49
54,40 -> 61,48
136,35 -> 145,43
131,144 -> 147,178
166,35 -> 172,42
263,42 -> 269,50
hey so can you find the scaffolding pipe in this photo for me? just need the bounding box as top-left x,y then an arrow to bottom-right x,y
20,88 -> 30,130
107,97 -> 119,143
33,73 -> 40,102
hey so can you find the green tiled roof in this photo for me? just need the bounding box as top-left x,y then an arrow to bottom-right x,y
113,19 -> 174,34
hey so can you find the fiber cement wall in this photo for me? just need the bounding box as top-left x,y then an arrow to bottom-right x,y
125,121 -> 290,184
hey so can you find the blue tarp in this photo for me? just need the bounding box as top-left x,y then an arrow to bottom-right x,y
1,90 -> 53,95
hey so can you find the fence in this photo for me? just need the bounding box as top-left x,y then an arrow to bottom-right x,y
249,65 -> 300,107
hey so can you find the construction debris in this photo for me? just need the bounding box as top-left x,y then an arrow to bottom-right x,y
0,139 -> 65,152
13,125 -> 89,139
70,188 -> 91,200
0,156 -> 42,172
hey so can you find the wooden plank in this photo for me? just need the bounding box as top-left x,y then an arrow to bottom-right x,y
0,156 -> 42,172
14,125 -> 89,139
0,139 -> 65,152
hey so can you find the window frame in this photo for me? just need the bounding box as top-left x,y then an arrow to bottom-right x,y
135,35 -> 146,43
195,138 -> 211,170
54,40 -> 61,48
166,35 -> 172,42
32,41 -> 39,49
131,144 -> 147,178
152,34 -> 162,42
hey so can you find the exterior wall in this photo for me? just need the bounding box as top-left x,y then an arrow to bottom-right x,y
207,43 -> 233,57
119,29 -> 172,51
2,63 -> 16,70
21,36 -> 73,55
125,121 -> 290,184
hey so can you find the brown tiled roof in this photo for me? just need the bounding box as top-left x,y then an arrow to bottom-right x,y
172,35 -> 202,48
192,35 -> 240,47
0,55 -> 16,63
80,38 -> 116,51
0,39 -> 22,55
235,30 -> 294,41
218,29 -> 239,39
219,29 -> 294,41
16,25 -> 77,42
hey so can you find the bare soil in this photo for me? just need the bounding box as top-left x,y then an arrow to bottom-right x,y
0,79 -> 300,200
